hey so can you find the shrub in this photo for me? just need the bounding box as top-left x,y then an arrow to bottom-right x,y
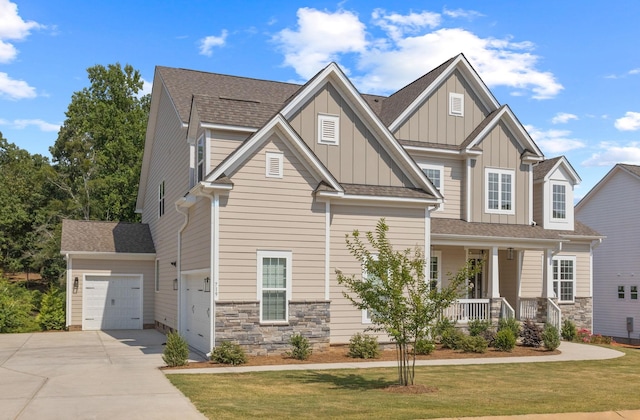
440,327 -> 465,350
591,334 -> 613,344
521,319 -> 543,348
542,323 -> 561,351
498,317 -> 520,338
286,333 -> 312,360
347,333 -> 380,359
577,328 -> 592,343
494,329 -> 516,352
211,341 -> 247,365
468,319 -> 492,337
0,279 -> 39,333
434,317 -> 457,341
482,329 -> 497,347
37,286 -> 66,331
162,332 -> 189,367
413,338 -> 435,355
460,335 -> 488,353
561,319 -> 577,341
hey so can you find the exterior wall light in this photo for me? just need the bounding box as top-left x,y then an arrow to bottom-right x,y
507,248 -> 515,261
204,277 -> 211,292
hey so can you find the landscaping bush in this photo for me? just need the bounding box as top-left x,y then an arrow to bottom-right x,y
440,326 -> 465,350
542,323 -> 560,351
347,333 -> 379,359
482,329 -> 497,347
498,317 -> 520,339
434,317 -> 457,341
590,334 -> 613,344
37,286 -> 66,331
521,319 -> 543,347
468,319 -> 491,337
577,328 -> 592,343
413,338 -> 435,355
286,333 -> 312,360
211,341 -> 247,365
460,335 -> 488,353
162,332 -> 189,367
0,279 -> 39,333
561,319 -> 577,341
494,328 -> 516,352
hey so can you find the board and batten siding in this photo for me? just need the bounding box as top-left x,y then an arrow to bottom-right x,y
576,168 -> 640,337
288,82 -> 412,188
68,258 -> 155,327
140,83 -> 190,329
469,121 -> 530,224
217,133 -> 326,301
393,70 -> 491,146
330,204 -> 426,344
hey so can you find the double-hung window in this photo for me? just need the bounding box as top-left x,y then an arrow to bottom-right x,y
552,256 -> 575,302
486,168 -> 515,214
258,251 -> 291,322
552,184 -> 566,220
362,254 -> 380,324
429,251 -> 442,291
196,135 -> 205,182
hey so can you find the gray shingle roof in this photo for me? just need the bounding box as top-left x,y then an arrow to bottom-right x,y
61,220 -> 155,254
619,163 -> 640,178
533,157 -> 563,181
341,183 -> 435,199
432,218 -> 602,240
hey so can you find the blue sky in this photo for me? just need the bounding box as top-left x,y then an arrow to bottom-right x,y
2,0 -> 640,199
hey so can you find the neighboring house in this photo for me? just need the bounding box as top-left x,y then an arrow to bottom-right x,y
61,54 -> 602,354
576,164 -> 640,342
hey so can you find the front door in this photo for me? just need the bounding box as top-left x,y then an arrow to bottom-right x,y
467,258 -> 483,299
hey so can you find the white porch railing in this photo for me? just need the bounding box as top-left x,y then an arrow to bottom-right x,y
443,299 -> 490,323
519,298 -> 538,321
500,297 -> 515,319
547,298 -> 561,331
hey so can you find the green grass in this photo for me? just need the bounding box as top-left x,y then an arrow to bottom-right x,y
168,346 -> 640,419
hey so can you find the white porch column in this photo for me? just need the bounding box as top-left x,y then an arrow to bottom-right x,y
543,248 -> 554,298
489,246 -> 500,298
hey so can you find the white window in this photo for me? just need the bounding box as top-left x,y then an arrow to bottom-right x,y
318,114 -> 339,145
265,152 -> 284,178
632,286 -> 638,300
362,254 -> 381,324
158,181 -> 165,218
257,251 -> 291,322
486,168 -> 515,215
449,92 -> 464,117
196,135 -> 205,182
552,183 -> 566,220
618,285 -> 625,299
552,256 -> 575,303
429,251 -> 442,291
155,259 -> 160,292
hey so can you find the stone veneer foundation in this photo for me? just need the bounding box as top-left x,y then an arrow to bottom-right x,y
559,297 -> 593,331
215,300 -> 331,355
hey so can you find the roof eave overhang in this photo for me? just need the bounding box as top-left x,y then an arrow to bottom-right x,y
431,233 -> 561,249
61,252 -> 156,261
316,190 -> 439,207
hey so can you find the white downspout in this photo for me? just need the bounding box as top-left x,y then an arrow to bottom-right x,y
65,253 -> 71,328
324,201 -> 331,301
209,193 -> 220,353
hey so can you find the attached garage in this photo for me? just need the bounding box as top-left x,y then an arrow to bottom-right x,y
83,275 -> 143,330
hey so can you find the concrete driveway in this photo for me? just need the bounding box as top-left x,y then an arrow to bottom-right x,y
0,330 -> 207,420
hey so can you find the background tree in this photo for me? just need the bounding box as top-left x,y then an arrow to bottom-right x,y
336,219 -> 480,386
50,63 -> 150,221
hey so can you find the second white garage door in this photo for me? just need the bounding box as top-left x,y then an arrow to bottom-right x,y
83,275 -> 143,330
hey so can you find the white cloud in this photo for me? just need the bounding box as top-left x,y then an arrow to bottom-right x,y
442,8 -> 484,20
629,68 -> 640,75
582,142 -> 640,167
0,118 -> 59,132
0,72 -> 36,99
525,125 -> 585,154
615,112 -> 640,131
140,77 -> 152,97
273,8 -> 563,99
0,0 -> 42,63
199,30 -> 228,57
273,8 -> 367,79
551,112 -> 578,124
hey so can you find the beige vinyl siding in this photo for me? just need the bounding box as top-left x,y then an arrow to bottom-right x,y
330,204 -> 426,344
533,182 -> 543,227
218,133 -> 326,302
394,70 -> 491,146
417,157 -> 464,219
470,121 -> 530,224
434,246 -> 467,288
499,250 -> 519,309
557,244 -> 591,298
181,198 -> 211,272
68,258 -> 155,327
140,83 -> 190,329
520,250 -> 543,297
210,130 -> 249,169
289,82 -> 412,187
576,169 -> 640,337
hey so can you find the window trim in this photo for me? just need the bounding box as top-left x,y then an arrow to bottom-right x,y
318,114 -> 340,145
552,256 -> 576,303
257,250 -> 292,323
158,180 -> 165,218
419,163 -> 444,211
430,250 -> 442,291
551,182 -> 567,220
265,151 -> 284,178
449,92 -> 464,117
485,168 -> 515,215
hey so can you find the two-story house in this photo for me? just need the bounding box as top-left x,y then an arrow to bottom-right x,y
61,54 -> 602,354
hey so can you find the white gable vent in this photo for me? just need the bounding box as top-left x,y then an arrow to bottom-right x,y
318,114 -> 339,145
266,152 -> 283,178
449,92 -> 464,117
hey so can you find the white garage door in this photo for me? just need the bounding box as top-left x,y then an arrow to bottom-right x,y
83,275 -> 143,330
184,275 -> 211,354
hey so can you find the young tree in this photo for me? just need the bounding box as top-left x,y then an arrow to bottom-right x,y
336,218 -> 480,386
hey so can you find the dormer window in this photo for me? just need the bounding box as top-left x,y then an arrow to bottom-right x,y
552,184 -> 566,219
449,93 -> 464,117
318,114 -> 339,145
197,135 -> 205,182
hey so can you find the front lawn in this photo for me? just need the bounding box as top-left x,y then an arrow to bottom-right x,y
168,346 -> 640,419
